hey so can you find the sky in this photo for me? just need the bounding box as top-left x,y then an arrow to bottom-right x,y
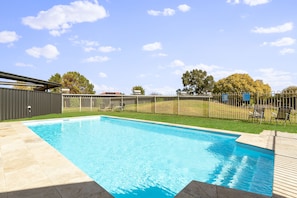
0,0 -> 296,95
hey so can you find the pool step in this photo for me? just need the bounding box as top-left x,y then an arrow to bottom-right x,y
210,155 -> 237,186
249,156 -> 273,194
227,155 -> 248,188
211,155 -> 249,188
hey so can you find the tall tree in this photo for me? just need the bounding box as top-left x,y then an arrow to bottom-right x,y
48,73 -> 62,93
254,80 -> 271,95
213,73 -> 271,94
132,85 -> 145,95
49,71 -> 95,94
282,86 -> 297,93
13,81 -> 33,90
181,69 -> 214,95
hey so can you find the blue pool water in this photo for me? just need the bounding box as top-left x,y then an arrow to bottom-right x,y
25,116 -> 274,197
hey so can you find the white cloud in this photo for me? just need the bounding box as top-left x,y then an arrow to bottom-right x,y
84,47 -> 96,52
171,59 -> 185,67
138,73 -> 148,78
26,44 -> 59,59
172,63 -> 221,76
147,8 -> 175,16
244,0 -> 271,6
227,0 -> 271,6
94,84 -> 116,93
15,62 -> 34,67
84,56 -> 109,63
22,1 -> 108,36
251,22 -> 293,34
170,62 -> 250,83
70,37 -> 99,52
99,72 -> 107,78
280,48 -> 295,55
137,72 -> 160,79
80,39 -> 100,47
147,10 -> 161,16
211,69 -> 248,81
145,85 -> 177,95
156,53 -> 168,57
80,40 -> 100,52
152,53 -> 168,57
226,0 -> 240,4
142,42 -> 162,51
240,14 -> 249,19
147,6 -> 191,16
69,37 -> 121,53
0,31 -> 20,43
99,46 -> 121,53
178,4 -> 191,12
256,68 -> 294,91
262,37 -> 296,47
163,8 -> 175,16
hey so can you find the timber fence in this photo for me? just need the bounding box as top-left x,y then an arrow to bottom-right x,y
62,92 -> 297,124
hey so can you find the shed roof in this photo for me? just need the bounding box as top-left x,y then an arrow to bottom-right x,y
0,71 -> 61,91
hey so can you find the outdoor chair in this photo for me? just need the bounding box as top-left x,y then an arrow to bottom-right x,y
248,106 -> 265,123
98,104 -> 113,111
270,106 -> 292,125
113,103 -> 125,111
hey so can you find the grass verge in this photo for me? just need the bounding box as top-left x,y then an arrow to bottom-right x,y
8,111 -> 297,134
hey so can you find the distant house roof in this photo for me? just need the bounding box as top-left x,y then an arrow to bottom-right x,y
100,92 -> 123,95
0,71 -> 61,91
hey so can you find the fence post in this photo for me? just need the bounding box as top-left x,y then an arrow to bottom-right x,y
177,95 -> 180,115
61,95 -> 64,113
109,97 -> 112,109
154,96 -> 156,113
79,96 -> 82,112
90,96 -> 92,111
121,95 -> 123,109
136,96 -> 138,112
208,96 -> 210,118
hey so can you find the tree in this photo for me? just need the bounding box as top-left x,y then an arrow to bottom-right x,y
48,73 -> 62,93
176,89 -> 182,95
13,81 -> 33,90
181,69 -> 214,95
282,86 -> 297,94
49,71 -> 95,94
254,80 -> 271,95
213,73 -> 271,94
132,85 -> 145,95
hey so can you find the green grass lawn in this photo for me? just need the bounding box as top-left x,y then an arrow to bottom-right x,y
11,111 -> 297,134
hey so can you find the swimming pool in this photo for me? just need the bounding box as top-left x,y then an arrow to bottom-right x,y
25,116 -> 274,197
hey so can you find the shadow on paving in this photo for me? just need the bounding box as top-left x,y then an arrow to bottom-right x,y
113,186 -> 175,198
175,180 -> 271,198
0,181 -> 113,198
272,194 -> 288,198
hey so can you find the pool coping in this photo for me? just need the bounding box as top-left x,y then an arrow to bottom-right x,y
1,115 -> 297,198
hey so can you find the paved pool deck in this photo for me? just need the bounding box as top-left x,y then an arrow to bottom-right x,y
0,119 -> 296,198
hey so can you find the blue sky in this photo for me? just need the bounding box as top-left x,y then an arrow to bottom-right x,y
0,0 -> 296,95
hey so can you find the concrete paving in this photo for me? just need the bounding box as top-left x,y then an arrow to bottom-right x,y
0,122 -> 112,198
